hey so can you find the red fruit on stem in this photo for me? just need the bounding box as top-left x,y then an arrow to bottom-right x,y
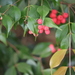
62,13 -> 69,18
45,30 -> 50,35
37,19 -> 43,24
39,29 -> 43,33
52,18 -> 57,23
44,26 -> 49,31
38,25 -> 43,30
49,13 -> 57,18
61,18 -> 66,24
51,9 -> 58,14
49,44 -> 56,53
57,15 -> 64,20
56,20 -> 61,25
28,31 -> 33,34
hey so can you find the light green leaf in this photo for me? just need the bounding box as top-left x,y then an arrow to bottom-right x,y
72,23 -> 75,33
53,66 -> 68,75
56,24 -> 68,42
8,6 -> 21,21
72,34 -> 75,43
2,15 -> 13,34
37,5 -> 49,19
5,66 -> 17,75
44,18 -> 61,30
61,34 -> 69,49
32,42 -> 51,57
49,50 -> 67,68
17,62 -> 33,74
0,33 -> 7,45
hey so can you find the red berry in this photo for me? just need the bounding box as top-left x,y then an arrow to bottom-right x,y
37,19 -> 43,24
28,31 -> 33,34
56,20 -> 61,25
52,18 -> 57,23
45,30 -> 50,35
62,13 -> 69,18
49,44 -> 56,53
51,9 -> 58,14
57,48 -> 61,51
49,13 -> 57,18
38,25 -> 43,30
57,15 -> 64,20
61,18 -> 66,24
39,29 -> 43,33
44,26 -> 49,31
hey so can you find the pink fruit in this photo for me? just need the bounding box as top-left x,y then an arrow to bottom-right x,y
44,26 -> 49,31
56,20 -> 61,25
57,15 -> 64,20
49,13 -> 57,18
49,44 -> 56,53
51,9 -> 58,14
52,18 -> 57,23
62,13 -> 69,18
45,30 -> 50,35
57,48 -> 61,51
39,29 -> 43,33
38,25 -> 43,30
61,18 -> 66,24
28,31 -> 33,34
37,19 -> 43,24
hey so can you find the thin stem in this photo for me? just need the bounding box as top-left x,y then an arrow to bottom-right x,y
41,0 -> 43,6
68,7 -> 72,75
60,4 -> 64,13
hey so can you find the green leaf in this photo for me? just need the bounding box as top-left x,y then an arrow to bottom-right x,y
37,5 -> 49,19
27,17 -> 36,33
61,34 -> 69,49
43,69 -> 56,75
72,34 -> 75,43
72,23 -> 75,33
8,6 -> 21,21
29,5 -> 39,18
17,62 -> 33,74
0,33 -> 7,45
5,66 -> 17,75
32,42 -> 51,57
56,24 -> 68,42
53,66 -> 68,75
44,18 -> 61,30
49,50 -> 67,68
72,49 -> 75,54
2,15 -> 13,34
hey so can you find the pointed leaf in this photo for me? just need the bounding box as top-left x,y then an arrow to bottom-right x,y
61,34 -> 69,49
53,67 -> 68,75
72,23 -> 75,33
0,33 -> 7,45
49,50 -> 67,68
2,15 -> 13,34
5,66 -> 17,75
44,18 -> 61,30
8,6 -> 21,21
56,24 -> 68,42
37,5 -> 49,19
72,67 -> 75,72
72,34 -> 75,43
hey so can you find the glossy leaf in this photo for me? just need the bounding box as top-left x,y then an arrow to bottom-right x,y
49,50 -> 67,68
32,42 -> 51,57
61,34 -> 69,49
56,25 -> 68,42
44,18 -> 61,30
8,6 -> 21,21
5,66 -> 17,75
37,5 -> 49,19
72,23 -> 75,33
72,34 -> 75,43
2,15 -> 13,34
17,62 -> 33,74
53,66 -> 68,75
0,33 -> 7,45
72,67 -> 75,72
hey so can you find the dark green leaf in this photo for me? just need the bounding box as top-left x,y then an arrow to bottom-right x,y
56,24 -> 68,42
5,66 -> 17,75
37,5 -> 49,19
2,15 -> 13,34
8,6 -> 21,21
0,33 -> 7,45
61,34 -> 69,49
72,23 -> 75,33
44,18 -> 61,30
72,34 -> 75,43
